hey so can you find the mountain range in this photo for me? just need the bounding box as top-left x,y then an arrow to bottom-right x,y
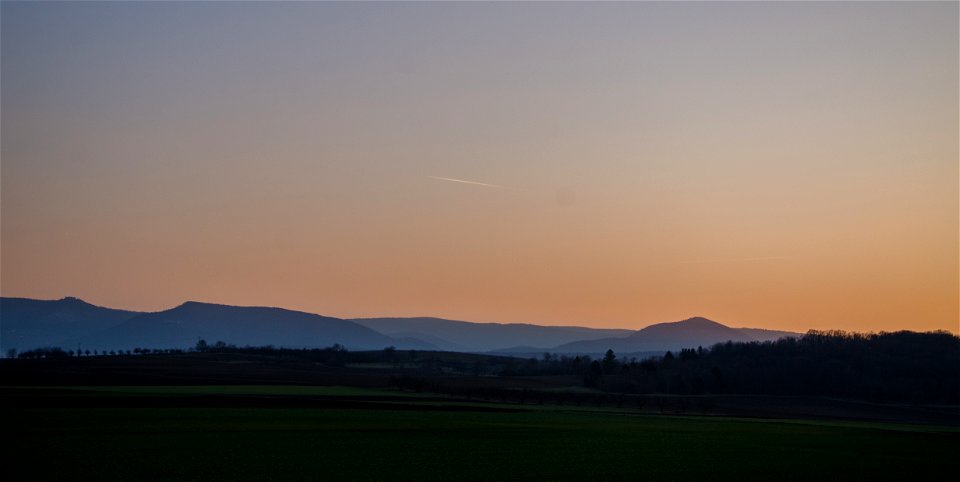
0,296 -> 801,355
351,317 -> 634,352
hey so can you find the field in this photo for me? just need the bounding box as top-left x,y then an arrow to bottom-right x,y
3,384 -> 957,481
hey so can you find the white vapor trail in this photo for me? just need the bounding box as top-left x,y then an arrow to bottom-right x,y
428,176 -> 514,190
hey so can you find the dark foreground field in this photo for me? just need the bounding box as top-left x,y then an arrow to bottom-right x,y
3,385 -> 958,481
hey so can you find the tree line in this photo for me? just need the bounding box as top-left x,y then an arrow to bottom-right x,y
10,347 -> 187,359
572,330 -> 959,404
6,330 -> 957,404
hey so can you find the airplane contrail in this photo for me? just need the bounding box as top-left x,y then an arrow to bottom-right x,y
428,176 -> 514,190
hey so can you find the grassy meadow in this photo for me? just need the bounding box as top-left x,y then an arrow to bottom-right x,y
3,385 -> 957,481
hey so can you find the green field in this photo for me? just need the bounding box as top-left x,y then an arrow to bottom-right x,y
3,385 -> 957,481
29,384 -> 424,397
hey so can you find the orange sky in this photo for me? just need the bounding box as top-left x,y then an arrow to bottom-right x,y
2,2 -> 957,333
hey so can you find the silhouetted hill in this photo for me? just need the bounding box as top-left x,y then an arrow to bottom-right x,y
87,301 -> 420,351
552,317 -> 792,354
3,297 -> 799,355
1,297 -> 142,352
351,317 -> 634,352
600,330 -> 960,404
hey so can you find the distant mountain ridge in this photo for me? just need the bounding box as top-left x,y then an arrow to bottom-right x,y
552,316 -> 786,355
1,297 -> 436,352
737,327 -> 802,341
1,297 -> 142,351
89,301 -> 415,351
1,297 -> 801,354
351,317 -> 634,352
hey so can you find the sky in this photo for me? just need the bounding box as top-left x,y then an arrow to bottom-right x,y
1,1 -> 957,333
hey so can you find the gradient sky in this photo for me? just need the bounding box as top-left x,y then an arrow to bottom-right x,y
2,1 -> 957,333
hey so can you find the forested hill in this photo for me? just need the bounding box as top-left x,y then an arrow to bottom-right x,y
574,330 -> 960,404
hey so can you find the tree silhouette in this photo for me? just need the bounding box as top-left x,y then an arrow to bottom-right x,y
602,349 -> 617,374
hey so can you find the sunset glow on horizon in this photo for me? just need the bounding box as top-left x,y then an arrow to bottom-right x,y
2,1 -> 957,333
